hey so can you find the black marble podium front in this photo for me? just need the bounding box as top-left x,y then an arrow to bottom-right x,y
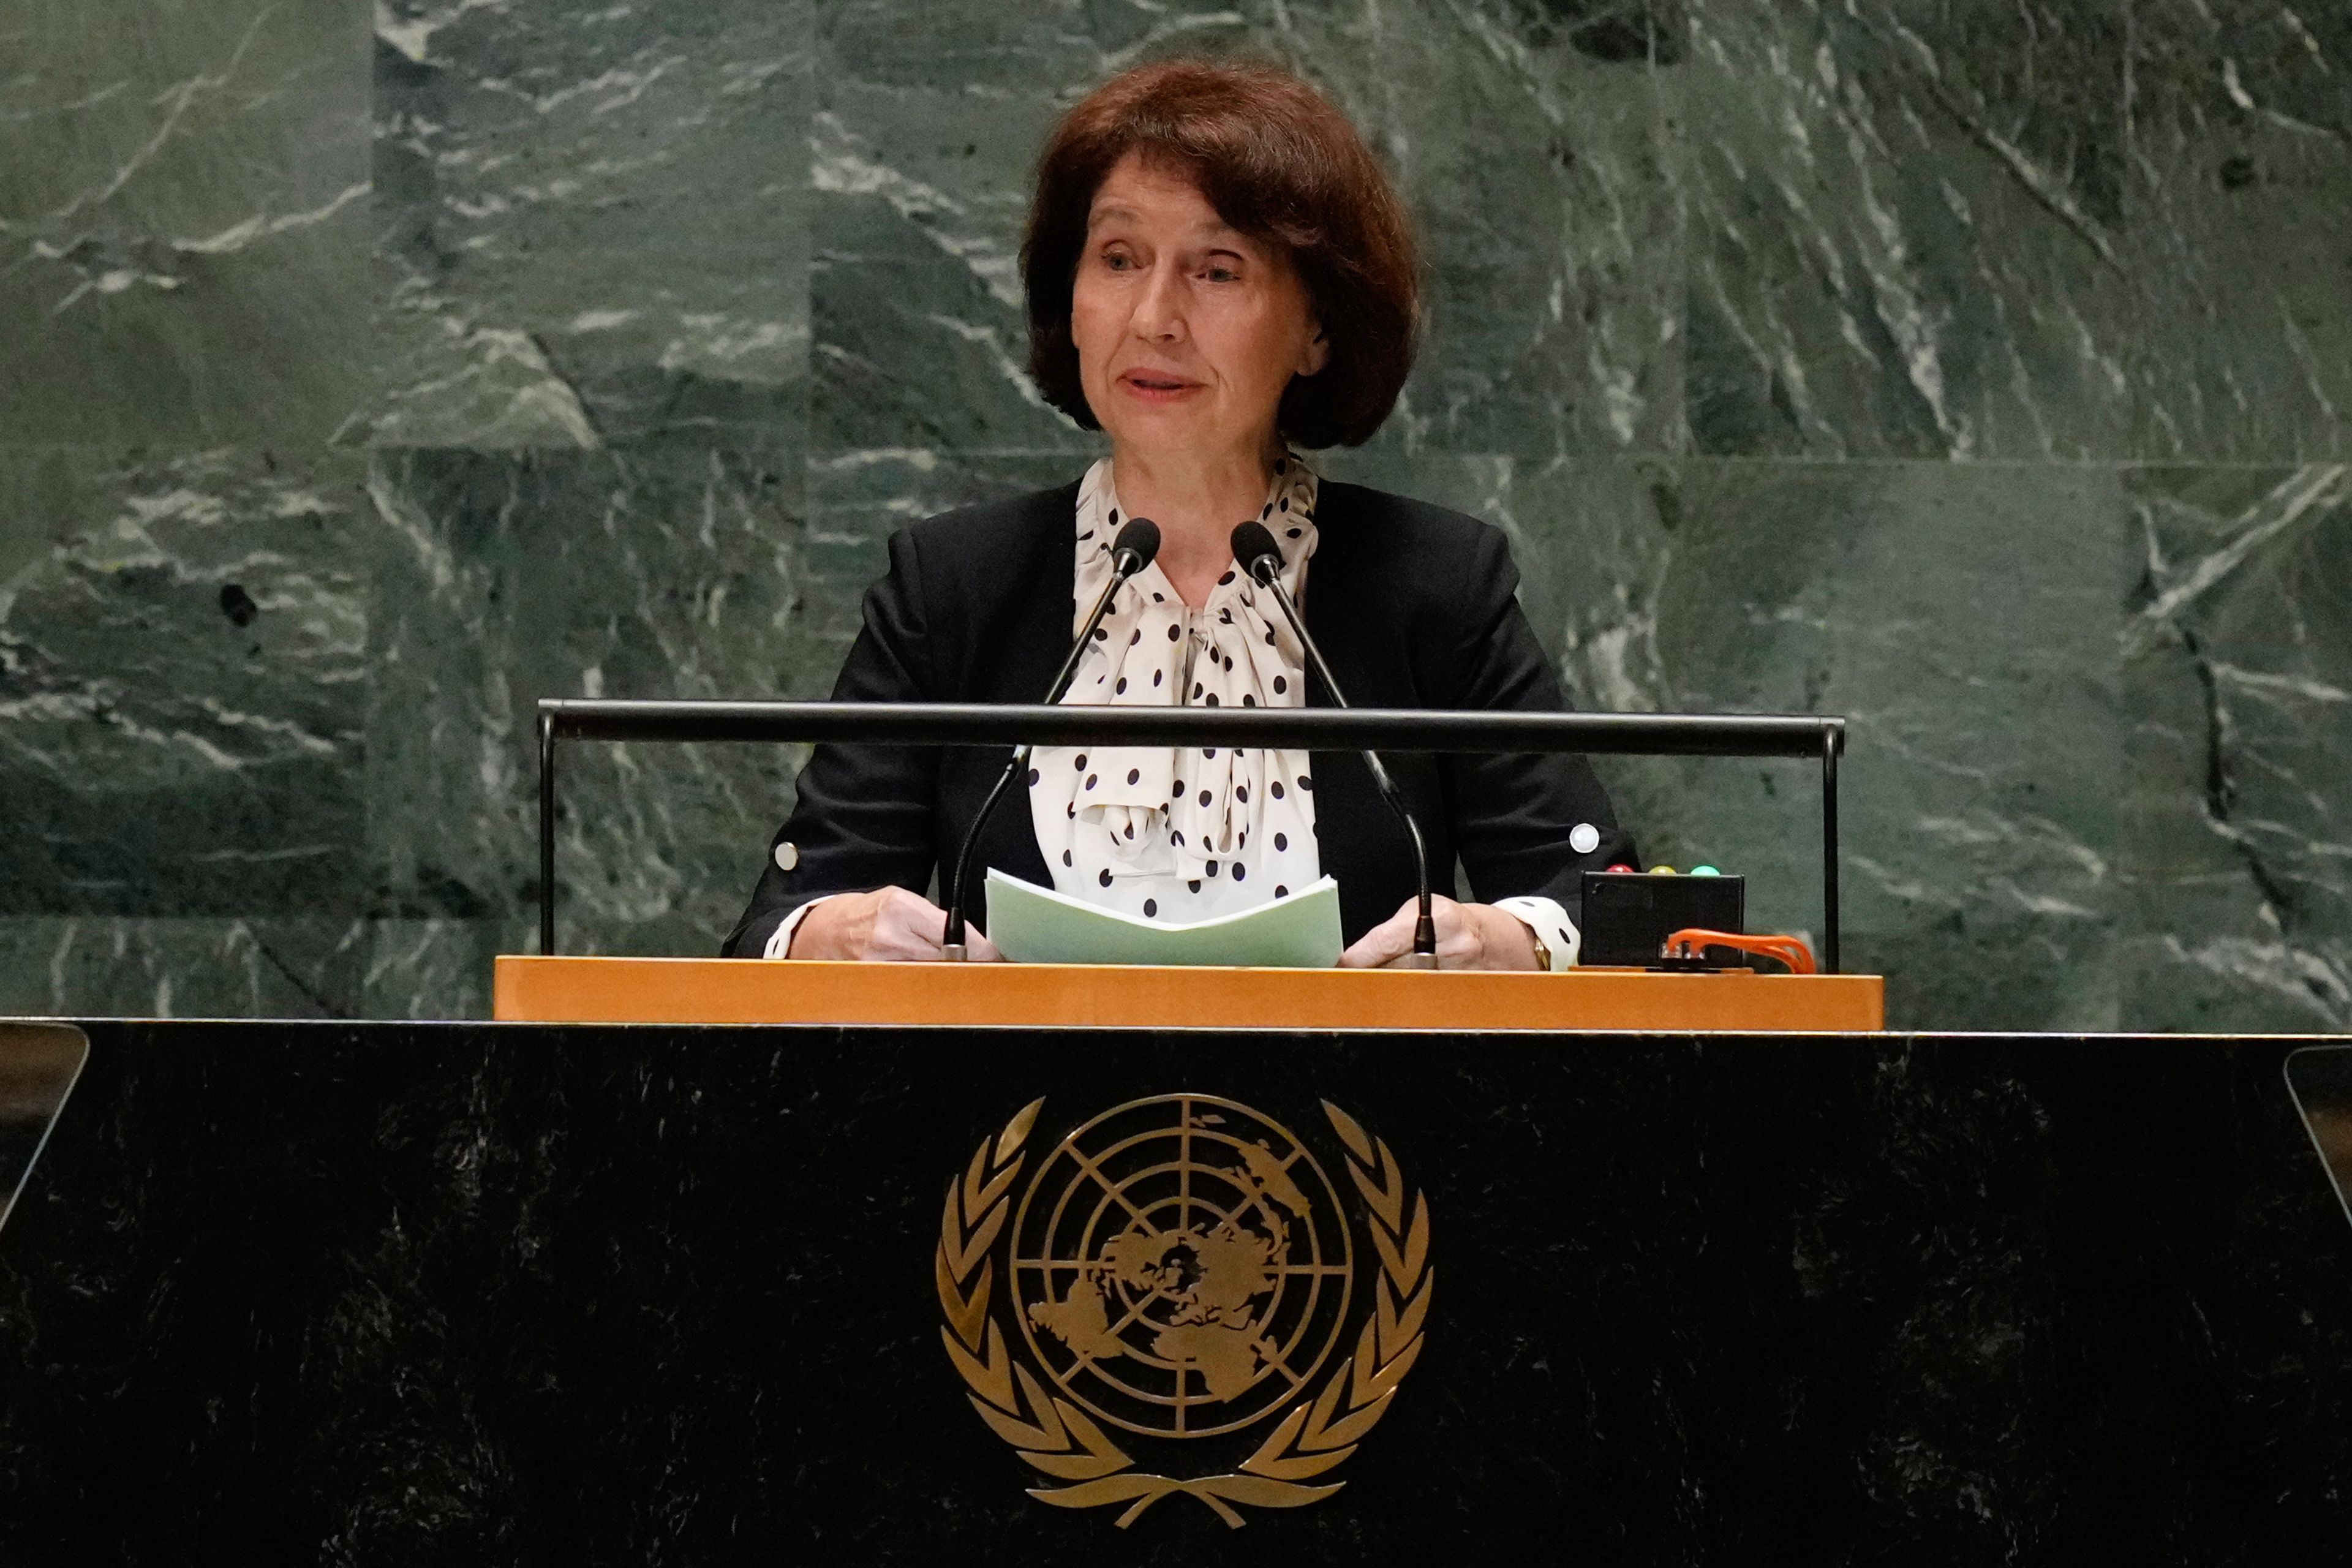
2,1022 -> 2348,1564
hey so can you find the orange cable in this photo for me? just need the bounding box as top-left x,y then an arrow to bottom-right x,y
1662,927 -> 1817,975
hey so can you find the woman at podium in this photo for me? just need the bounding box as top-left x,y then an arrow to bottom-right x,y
726,57 -> 1634,969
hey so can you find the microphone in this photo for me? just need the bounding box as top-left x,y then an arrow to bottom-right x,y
941,518 -> 1161,959
1232,521 -> 1438,967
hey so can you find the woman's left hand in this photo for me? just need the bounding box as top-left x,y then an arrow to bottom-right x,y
1338,895 -> 1540,971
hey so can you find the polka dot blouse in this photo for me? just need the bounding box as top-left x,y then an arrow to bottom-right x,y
1026,453 -> 1324,921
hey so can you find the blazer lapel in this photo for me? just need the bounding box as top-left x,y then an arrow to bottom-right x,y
1298,483 -> 1432,941
953,486 -> 1075,924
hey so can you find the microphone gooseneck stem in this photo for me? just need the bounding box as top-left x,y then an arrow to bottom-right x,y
941,549 -> 1142,957
1246,560 -> 1439,966
941,761 -> 1026,959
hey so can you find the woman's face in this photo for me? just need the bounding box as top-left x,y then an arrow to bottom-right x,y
1071,151 -> 1329,465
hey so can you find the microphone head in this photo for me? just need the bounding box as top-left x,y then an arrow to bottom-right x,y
1229,521 -> 1282,583
1110,517 -> 1161,575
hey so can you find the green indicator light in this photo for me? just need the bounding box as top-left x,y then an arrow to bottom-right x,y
1691,864 -> 1721,876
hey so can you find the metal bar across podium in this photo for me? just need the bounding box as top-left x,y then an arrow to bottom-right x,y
534,699 -> 1848,970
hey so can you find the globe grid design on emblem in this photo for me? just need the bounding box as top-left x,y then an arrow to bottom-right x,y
935,1093 -> 1434,1528
1012,1096 -> 1354,1438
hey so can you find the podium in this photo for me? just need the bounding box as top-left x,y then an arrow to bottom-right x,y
3,1014 -> 2348,1559
493,955 -> 1886,1031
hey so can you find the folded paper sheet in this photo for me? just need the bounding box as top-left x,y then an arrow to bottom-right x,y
984,869 -> 1344,968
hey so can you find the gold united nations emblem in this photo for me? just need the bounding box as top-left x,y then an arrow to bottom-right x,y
935,1095 -> 1432,1528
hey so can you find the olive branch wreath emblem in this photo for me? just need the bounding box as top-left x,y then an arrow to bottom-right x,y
934,1097 -> 1433,1528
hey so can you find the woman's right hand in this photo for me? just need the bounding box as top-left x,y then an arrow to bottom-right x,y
786,886 -> 1003,962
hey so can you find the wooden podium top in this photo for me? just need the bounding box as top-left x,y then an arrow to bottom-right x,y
494,956 -> 1885,1033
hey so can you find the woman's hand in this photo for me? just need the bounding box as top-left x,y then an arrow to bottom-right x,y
1338,895 -> 1540,971
787,887 -> 1003,962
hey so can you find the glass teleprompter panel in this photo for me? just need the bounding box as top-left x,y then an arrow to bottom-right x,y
0,1023 -> 88,1240
2286,1045 -> 2352,1235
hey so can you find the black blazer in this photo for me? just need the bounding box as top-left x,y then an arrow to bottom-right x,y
722,480 -> 1636,957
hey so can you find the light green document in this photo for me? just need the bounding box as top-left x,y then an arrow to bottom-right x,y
984,869 -> 1344,968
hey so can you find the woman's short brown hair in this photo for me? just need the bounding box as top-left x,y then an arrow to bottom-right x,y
1022,58 -> 1420,450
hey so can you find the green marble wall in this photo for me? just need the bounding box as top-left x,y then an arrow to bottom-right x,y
2,0 -> 2345,1029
